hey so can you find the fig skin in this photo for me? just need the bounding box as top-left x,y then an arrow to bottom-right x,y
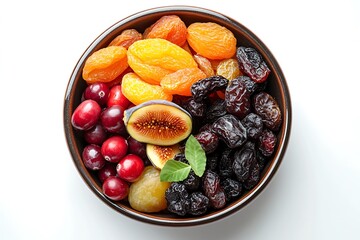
146,143 -> 181,169
123,100 -> 192,146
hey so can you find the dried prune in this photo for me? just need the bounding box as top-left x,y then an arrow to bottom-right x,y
183,98 -> 207,118
202,170 -> 226,209
206,152 -> 219,171
181,170 -> 201,191
195,130 -> 219,154
165,182 -> 190,216
237,75 -> 266,94
221,178 -> 242,202
241,113 -> 263,139
236,46 -> 270,83
206,99 -> 227,122
258,129 -> 277,157
191,75 -> 229,102
233,145 -> 256,182
243,162 -> 260,190
225,76 -> 251,119
188,192 -> 210,216
209,190 -> 226,209
218,148 -> 234,179
253,92 -> 282,131
212,114 -> 247,148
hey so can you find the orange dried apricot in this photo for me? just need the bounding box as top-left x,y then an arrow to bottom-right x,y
121,72 -> 172,105
160,68 -> 206,96
82,46 -> 128,83
187,22 -> 237,60
127,39 -> 197,85
193,54 -> 215,77
108,29 -> 142,49
216,58 -> 242,80
143,15 -> 187,46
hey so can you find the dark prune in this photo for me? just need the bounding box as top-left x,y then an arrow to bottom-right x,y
236,46 -> 271,83
209,190 -> 226,209
165,182 -> 190,216
195,130 -> 219,154
258,129 -> 277,157
206,99 -> 227,122
206,152 -> 219,171
241,113 -> 264,139
225,77 -> 251,119
253,92 -> 282,131
183,98 -> 207,118
221,178 -> 242,202
202,170 -> 226,209
191,75 -> 229,102
212,114 -> 247,148
233,145 -> 257,182
243,162 -> 260,190
237,75 -> 266,94
188,192 -> 210,216
182,170 -> 201,191
219,148 -> 234,179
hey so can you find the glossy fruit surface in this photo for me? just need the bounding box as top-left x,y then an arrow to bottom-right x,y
116,154 -> 144,182
101,136 -> 128,163
102,176 -> 129,201
71,99 -> 101,130
107,85 -> 131,109
84,82 -> 109,106
82,144 -> 106,170
100,105 -> 125,134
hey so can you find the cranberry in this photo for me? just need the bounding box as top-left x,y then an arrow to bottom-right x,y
98,163 -> 117,183
84,123 -> 107,145
101,136 -> 128,163
127,136 -> 147,159
82,144 -> 105,170
116,154 -> 144,182
84,82 -> 109,106
100,105 -> 126,134
102,176 -> 129,201
107,85 -> 131,109
71,99 -> 101,130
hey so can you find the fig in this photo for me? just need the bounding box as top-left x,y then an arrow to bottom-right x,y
146,143 -> 181,169
123,100 -> 192,146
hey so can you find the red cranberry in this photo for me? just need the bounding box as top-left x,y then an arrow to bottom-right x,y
127,136 -> 147,159
82,144 -> 105,170
84,82 -> 109,106
101,136 -> 128,163
100,105 -> 126,134
107,85 -> 131,109
98,163 -> 117,183
102,176 -> 129,201
71,99 -> 101,130
116,154 -> 144,182
84,123 -> 107,145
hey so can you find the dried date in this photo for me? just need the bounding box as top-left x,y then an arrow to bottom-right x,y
191,75 -> 229,102
253,92 -> 282,131
212,114 -> 247,148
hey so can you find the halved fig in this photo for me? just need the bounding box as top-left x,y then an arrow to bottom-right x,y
123,100 -> 192,146
146,143 -> 181,169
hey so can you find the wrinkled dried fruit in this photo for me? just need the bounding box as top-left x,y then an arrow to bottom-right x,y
127,38 -> 197,84
258,129 -> 277,157
123,100 -> 192,146
121,72 -> 172,105
216,58 -> 242,80
160,68 -> 206,96
191,75 -> 229,102
108,29 -> 142,49
232,145 -> 257,182
193,54 -> 215,77
82,46 -> 128,83
253,92 -> 282,131
187,22 -> 237,60
144,15 -> 187,46
146,143 -> 181,169
236,46 -> 270,83
241,113 -> 263,139
225,77 -> 251,119
212,114 -> 247,148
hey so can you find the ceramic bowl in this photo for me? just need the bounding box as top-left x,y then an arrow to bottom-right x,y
63,5 -> 292,226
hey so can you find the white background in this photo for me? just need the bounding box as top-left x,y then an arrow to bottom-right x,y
1,0 -> 359,239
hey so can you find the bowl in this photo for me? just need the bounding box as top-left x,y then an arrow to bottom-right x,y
63,5 -> 292,226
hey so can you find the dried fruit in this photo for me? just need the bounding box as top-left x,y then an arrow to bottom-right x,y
146,143 -> 181,169
236,46 -> 270,83
187,22 -> 236,60
160,68 -> 206,96
128,166 -> 170,213
143,15 -> 187,46
82,46 -> 128,83
191,75 -> 229,102
193,54 -> 215,77
121,72 -> 172,105
212,114 -> 247,148
232,145 -> 257,182
127,38 -> 197,84
216,58 -> 242,80
253,92 -> 282,131
202,170 -> 226,209
258,129 -> 277,157
165,182 -> 190,216
225,77 -> 251,119
241,113 -> 263,139
108,29 -> 142,49
123,100 -> 192,146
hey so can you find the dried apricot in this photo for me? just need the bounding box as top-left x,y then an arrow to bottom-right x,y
127,39 -> 197,85
143,15 -> 187,46
216,58 -> 242,80
160,68 -> 206,96
121,72 -> 172,105
187,22 -> 236,60
193,54 -> 215,77
82,46 -> 128,83
108,29 -> 142,49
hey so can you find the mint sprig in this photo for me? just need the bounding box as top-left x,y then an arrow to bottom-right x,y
160,135 -> 206,182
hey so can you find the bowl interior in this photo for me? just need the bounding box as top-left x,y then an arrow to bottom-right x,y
64,6 -> 291,226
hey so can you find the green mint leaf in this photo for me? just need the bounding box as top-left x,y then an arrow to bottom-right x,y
185,135 -> 206,177
160,159 -> 191,182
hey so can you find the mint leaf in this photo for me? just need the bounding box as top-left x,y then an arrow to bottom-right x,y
160,159 -> 191,182
185,135 -> 206,177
